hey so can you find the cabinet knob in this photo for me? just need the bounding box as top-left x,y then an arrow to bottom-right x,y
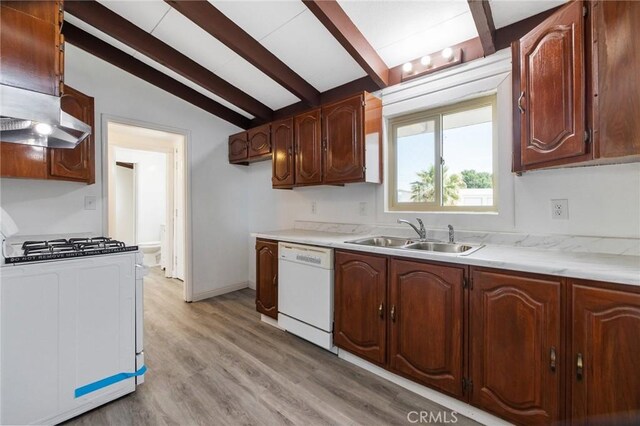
576,352 -> 583,381
518,91 -> 526,114
390,305 -> 396,322
550,346 -> 557,372
378,303 -> 384,319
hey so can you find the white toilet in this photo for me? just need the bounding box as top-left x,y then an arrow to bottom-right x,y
138,241 -> 161,266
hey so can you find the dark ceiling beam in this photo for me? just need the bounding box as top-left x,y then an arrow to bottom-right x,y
302,0 -> 389,89
63,23 -> 250,129
64,0 -> 272,121
165,0 -> 320,107
467,0 -> 496,55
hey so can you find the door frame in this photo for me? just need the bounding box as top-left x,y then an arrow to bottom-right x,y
101,114 -> 193,302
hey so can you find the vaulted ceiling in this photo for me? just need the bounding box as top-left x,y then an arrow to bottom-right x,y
63,0 -> 565,129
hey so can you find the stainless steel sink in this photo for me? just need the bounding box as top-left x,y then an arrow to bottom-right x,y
346,236 -> 416,247
402,241 -> 477,254
345,236 -> 483,255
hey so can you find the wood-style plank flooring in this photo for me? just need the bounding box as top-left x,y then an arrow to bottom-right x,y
65,267 -> 478,425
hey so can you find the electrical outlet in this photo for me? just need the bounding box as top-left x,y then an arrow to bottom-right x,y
311,201 -> 317,215
551,199 -> 568,220
84,196 -> 97,210
359,202 -> 367,216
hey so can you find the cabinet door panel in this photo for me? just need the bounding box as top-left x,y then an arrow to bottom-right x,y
0,143 -> 48,179
334,251 -> 387,365
256,240 -> 278,319
470,269 -> 562,424
516,1 -> 587,169
248,124 -> 271,158
228,132 -> 248,163
389,260 -> 464,397
322,95 -> 364,184
594,1 -> 640,158
0,3 -> 60,96
570,282 -> 640,424
49,85 -> 95,183
271,118 -> 294,188
294,109 -> 322,185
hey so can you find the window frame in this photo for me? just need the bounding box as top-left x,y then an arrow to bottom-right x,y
387,94 -> 498,213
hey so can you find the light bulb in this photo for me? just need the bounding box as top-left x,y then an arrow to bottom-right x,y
420,55 -> 432,67
402,62 -> 413,73
34,122 -> 53,136
441,47 -> 453,61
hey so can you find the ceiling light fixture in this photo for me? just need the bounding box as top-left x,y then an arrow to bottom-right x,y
441,47 -> 453,61
402,62 -> 413,73
420,55 -> 432,67
34,122 -> 53,136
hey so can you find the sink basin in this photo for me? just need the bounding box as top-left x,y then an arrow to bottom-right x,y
347,236 -> 416,247
403,241 -> 478,254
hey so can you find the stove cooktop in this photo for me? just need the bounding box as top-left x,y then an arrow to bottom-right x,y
4,237 -> 138,264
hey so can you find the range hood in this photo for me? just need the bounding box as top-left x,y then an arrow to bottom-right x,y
0,84 -> 91,149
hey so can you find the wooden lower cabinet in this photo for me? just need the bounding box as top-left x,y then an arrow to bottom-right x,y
470,268 -> 563,425
255,239 -> 278,319
569,280 -> 640,424
389,259 -> 465,398
334,251 -> 387,365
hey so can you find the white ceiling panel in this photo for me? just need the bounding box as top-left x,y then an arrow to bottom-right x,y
150,9 -> 238,73
131,52 -> 254,119
260,10 -> 366,92
64,13 -> 140,57
338,1 -> 470,52
490,0 -> 567,29
209,0 -> 307,41
98,0 -> 171,33
215,57 -> 300,110
376,11 -> 479,68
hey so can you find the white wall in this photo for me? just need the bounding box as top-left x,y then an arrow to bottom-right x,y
114,148 -> 166,245
0,44 -> 250,299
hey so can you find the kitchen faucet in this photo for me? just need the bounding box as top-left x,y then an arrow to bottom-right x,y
398,218 -> 426,240
448,224 -> 455,243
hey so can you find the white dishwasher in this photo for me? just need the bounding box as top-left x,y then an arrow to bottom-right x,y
278,242 -> 336,352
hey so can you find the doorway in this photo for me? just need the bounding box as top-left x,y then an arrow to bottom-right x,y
105,119 -> 190,301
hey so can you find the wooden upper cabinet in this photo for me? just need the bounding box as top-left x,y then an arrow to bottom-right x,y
49,85 -> 95,183
470,268 -> 562,425
0,1 -> 63,96
228,131 -> 248,164
334,251 -> 387,366
513,0 -> 588,171
0,144 -> 48,179
570,281 -> 640,424
255,239 -> 278,319
322,95 -> 364,184
389,259 -> 465,398
247,124 -> 271,159
592,1 -> 640,159
294,108 -> 323,185
271,118 -> 294,189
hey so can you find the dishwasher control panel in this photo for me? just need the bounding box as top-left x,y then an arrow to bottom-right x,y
278,242 -> 333,269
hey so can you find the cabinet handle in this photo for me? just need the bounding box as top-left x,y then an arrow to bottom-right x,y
378,303 -> 384,319
517,91 -> 525,113
288,147 -> 293,157
576,353 -> 583,381
390,305 -> 396,322
273,274 -> 278,287
550,347 -> 557,372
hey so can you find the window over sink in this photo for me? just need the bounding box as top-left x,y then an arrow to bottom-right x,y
388,95 -> 497,212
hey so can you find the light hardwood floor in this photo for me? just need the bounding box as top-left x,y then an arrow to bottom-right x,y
64,267 -> 478,426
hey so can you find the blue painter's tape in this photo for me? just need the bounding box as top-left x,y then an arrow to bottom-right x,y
74,365 -> 147,398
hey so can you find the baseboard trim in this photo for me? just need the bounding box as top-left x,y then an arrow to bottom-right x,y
338,350 -> 510,426
192,281 -> 249,301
